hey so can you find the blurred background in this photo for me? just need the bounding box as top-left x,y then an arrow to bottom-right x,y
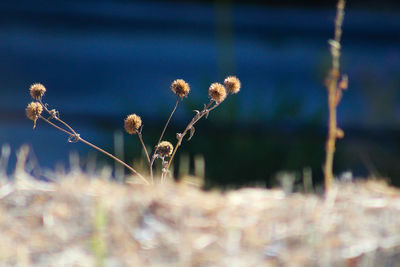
1,0 -> 400,188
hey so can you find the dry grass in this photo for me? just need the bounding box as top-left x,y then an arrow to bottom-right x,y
2,167 -> 400,266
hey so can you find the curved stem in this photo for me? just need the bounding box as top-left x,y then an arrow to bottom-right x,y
39,115 -> 149,184
39,99 -> 78,136
137,132 -> 152,183
163,101 -> 215,180
157,97 -> 179,145
39,115 -> 74,136
79,137 -> 149,185
150,97 -> 179,183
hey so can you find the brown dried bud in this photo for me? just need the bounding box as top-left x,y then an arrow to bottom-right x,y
171,79 -> 190,98
26,102 -> 43,120
338,75 -> 348,90
336,128 -> 344,139
29,83 -> 46,100
208,83 -> 227,103
156,141 -> 174,157
26,102 -> 43,128
224,76 -> 241,94
124,114 -> 142,134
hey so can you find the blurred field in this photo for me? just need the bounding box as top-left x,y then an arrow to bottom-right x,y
2,161 -> 400,266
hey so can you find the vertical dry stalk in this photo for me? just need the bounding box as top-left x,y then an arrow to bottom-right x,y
324,0 -> 346,190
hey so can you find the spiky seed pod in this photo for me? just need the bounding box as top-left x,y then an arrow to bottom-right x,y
224,76 -> 241,94
156,141 -> 174,157
29,83 -> 46,100
124,114 -> 142,134
26,102 -> 43,121
26,102 -> 43,128
171,79 -> 190,98
208,83 -> 227,103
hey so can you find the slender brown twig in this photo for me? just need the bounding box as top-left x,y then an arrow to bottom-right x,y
324,0 -> 346,190
150,97 -> 179,183
39,115 -> 149,184
162,100 -> 216,181
157,97 -> 179,146
39,99 -> 78,136
137,131 -> 152,183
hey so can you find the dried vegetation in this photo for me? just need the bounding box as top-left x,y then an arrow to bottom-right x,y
1,157 -> 400,266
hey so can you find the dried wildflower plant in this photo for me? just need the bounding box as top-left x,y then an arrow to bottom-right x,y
26,76 -> 241,184
324,0 -> 348,190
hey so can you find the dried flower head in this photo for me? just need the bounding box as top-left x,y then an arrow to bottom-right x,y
208,83 -> 227,103
338,75 -> 348,91
336,128 -> 345,139
26,102 -> 43,128
29,83 -> 46,100
224,76 -> 241,94
124,114 -> 142,134
156,141 -> 173,157
171,79 -> 190,98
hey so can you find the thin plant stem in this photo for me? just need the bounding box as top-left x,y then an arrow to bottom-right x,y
324,0 -> 346,190
39,99 -> 78,136
39,115 -> 73,136
163,100 -> 216,181
151,97 -> 179,183
157,97 -> 179,145
39,115 -> 149,184
137,132 -> 152,183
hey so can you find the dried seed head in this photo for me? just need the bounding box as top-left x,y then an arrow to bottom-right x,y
171,79 -> 190,98
208,83 -> 227,103
156,141 -> 174,157
26,102 -> 43,120
338,75 -> 348,90
336,128 -> 345,139
26,102 -> 43,128
29,83 -> 46,100
224,76 -> 241,94
124,114 -> 142,134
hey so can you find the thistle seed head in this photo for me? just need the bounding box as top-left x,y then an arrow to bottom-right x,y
26,102 -> 43,120
26,102 -> 43,128
171,79 -> 190,98
208,83 -> 227,103
224,76 -> 241,94
156,141 -> 174,157
29,83 -> 46,100
124,114 -> 142,134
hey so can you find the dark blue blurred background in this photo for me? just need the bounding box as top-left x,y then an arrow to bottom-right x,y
1,0 -> 400,187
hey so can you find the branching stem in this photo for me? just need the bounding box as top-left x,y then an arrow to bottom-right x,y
162,100 -> 217,181
324,0 -> 346,190
39,114 -> 149,185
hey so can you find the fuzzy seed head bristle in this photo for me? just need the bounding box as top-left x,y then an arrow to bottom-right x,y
208,83 -> 227,103
29,83 -> 46,100
224,76 -> 241,94
26,102 -> 43,128
156,141 -> 174,157
124,114 -> 142,134
171,79 -> 190,98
